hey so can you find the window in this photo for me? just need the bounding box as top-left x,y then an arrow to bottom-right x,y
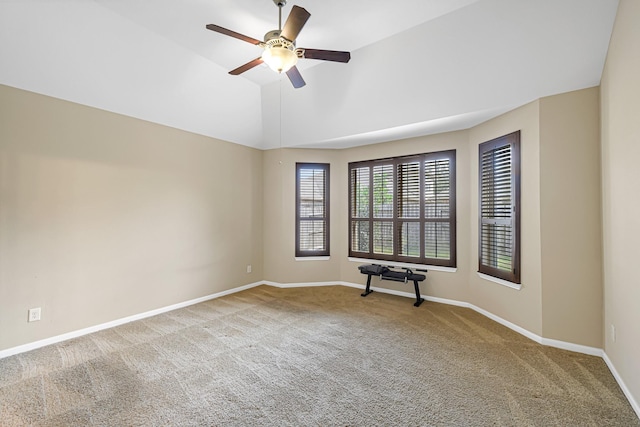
478,131 -> 521,283
296,163 -> 329,257
349,150 -> 456,267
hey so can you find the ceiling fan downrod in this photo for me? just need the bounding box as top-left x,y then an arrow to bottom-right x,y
273,0 -> 286,31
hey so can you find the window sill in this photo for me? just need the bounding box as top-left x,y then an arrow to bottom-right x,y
477,272 -> 522,290
348,257 -> 456,273
295,256 -> 330,261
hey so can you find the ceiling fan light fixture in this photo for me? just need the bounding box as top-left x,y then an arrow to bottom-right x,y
262,45 -> 298,73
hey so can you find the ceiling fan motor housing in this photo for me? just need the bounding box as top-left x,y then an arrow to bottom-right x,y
263,30 -> 296,52
264,30 -> 283,43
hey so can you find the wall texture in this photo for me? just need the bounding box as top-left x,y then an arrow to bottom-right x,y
0,85 -> 264,351
600,0 -> 640,411
539,87 -> 603,348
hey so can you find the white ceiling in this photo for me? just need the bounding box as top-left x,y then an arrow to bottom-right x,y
0,0 -> 619,149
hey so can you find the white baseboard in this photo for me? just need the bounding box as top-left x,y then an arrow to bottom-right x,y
603,352 -> 640,419
0,281 -> 264,360
337,280 -> 603,356
538,337 -> 603,357
264,280 -> 344,288
1,279 -> 636,421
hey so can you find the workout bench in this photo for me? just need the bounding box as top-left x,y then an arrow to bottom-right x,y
358,264 -> 427,307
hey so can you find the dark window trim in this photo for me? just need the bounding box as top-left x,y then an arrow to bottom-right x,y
478,131 -> 521,283
348,150 -> 456,267
296,163 -> 330,257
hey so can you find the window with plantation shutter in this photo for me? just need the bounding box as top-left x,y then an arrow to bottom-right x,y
296,163 -> 329,257
349,150 -> 456,267
478,131 -> 520,283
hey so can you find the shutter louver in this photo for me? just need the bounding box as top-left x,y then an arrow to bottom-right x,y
351,167 -> 370,219
398,161 -> 421,258
480,145 -> 512,270
373,221 -> 394,255
372,164 -> 394,255
350,167 -> 371,253
373,164 -> 394,218
424,158 -> 451,260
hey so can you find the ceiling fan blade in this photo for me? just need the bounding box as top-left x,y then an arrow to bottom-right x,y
286,66 -> 306,88
229,57 -> 264,75
302,49 -> 351,63
281,5 -> 310,41
206,24 -> 262,45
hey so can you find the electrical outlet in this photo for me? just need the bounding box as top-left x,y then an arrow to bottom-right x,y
611,324 -> 616,342
246,264 -> 252,273
28,307 -> 41,322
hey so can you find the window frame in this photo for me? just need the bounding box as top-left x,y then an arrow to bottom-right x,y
478,131 -> 521,284
348,150 -> 456,267
295,163 -> 330,258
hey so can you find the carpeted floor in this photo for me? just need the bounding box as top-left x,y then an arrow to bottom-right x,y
0,285 -> 638,426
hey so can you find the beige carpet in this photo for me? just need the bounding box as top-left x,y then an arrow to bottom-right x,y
0,285 -> 638,426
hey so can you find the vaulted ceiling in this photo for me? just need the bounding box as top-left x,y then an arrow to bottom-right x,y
0,0 -> 619,149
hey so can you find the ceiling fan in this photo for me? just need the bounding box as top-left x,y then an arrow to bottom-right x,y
206,0 -> 351,88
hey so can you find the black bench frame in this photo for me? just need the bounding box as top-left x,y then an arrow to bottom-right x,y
358,264 -> 426,307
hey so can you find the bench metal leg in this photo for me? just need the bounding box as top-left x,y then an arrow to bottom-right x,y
361,274 -> 374,297
360,275 -> 424,306
413,280 -> 425,307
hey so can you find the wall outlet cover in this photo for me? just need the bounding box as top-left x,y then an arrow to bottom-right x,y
28,307 -> 42,322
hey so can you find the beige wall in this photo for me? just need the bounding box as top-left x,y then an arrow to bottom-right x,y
0,85 -> 264,351
601,0 -> 640,409
468,101 -> 544,336
539,88 -> 603,348
262,148 -> 342,283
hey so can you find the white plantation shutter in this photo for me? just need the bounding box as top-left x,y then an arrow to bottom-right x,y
296,163 -> 329,257
479,131 -> 520,283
